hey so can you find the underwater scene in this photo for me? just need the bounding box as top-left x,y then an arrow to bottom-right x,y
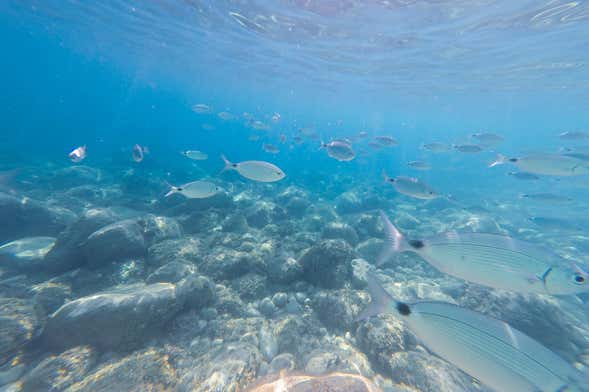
2,1 -> 589,391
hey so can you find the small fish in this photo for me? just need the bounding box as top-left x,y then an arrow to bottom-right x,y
374,136 -> 398,146
359,272 -> 586,392
181,150 -> 208,161
382,172 -> 438,199
490,153 -> 589,176
453,143 -> 483,153
221,155 -> 285,182
132,144 -> 148,163
262,143 -> 280,154
320,140 -> 355,162
407,160 -> 431,170
165,180 -> 220,199
192,104 -> 211,114
218,111 -> 234,121
378,210 -> 589,295
559,131 -> 589,140
520,193 -> 572,203
0,237 -> 56,261
271,112 -> 281,122
279,134 -> 287,144
508,171 -> 539,180
250,120 -> 270,131
421,142 -> 450,153
248,134 -> 261,142
69,145 -> 87,163
471,132 -> 503,146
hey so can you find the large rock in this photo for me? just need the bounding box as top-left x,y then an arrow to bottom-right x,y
0,192 -> 75,243
21,346 -> 97,392
200,248 -> 264,280
43,283 -> 183,351
0,298 -> 44,365
321,222 -> 359,246
136,214 -> 182,246
147,237 -> 202,268
64,348 -> 177,391
312,289 -> 364,332
245,202 -> 287,229
176,274 -> 217,310
299,239 -> 356,289
44,208 -> 120,273
146,261 -> 196,284
267,257 -> 303,285
83,220 -> 146,268
246,372 -> 379,392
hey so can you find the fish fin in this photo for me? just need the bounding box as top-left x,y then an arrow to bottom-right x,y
164,181 -> 177,197
220,154 -> 235,174
376,210 -> 408,266
381,170 -> 393,183
488,153 -> 508,168
356,272 -> 395,321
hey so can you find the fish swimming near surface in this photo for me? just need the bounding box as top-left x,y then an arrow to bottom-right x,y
181,150 -> 208,160
374,136 -> 398,146
192,104 -> 212,114
320,140 -> 355,162
165,180 -> 220,199
508,171 -> 539,180
421,142 -> 450,153
471,132 -> 504,147
358,272 -> 587,392
382,172 -> 438,200
221,155 -> 285,182
453,143 -> 483,153
69,145 -> 87,163
377,210 -> 589,295
490,153 -> 589,176
407,160 -> 431,170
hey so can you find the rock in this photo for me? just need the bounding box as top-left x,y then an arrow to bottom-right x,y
355,238 -> 385,262
274,316 -> 307,355
166,191 -> 234,215
246,372 -> 379,391
216,285 -> 247,317
299,239 -> 356,289
334,191 -> 363,214
267,257 -> 303,285
0,298 -> 43,365
136,214 -> 182,246
259,324 -> 278,362
21,346 -> 97,392
222,214 -> 249,233
44,208 -> 120,273
388,351 -> 477,392
351,258 -> 371,288
312,289 -> 364,332
50,166 -> 103,188
83,219 -> 146,268
304,351 -> 340,375
271,292 -> 288,308
32,282 -> 72,315
284,197 -> 310,217
200,248 -> 263,280
177,274 -> 216,310
232,273 -> 268,301
0,361 -> 25,387
351,213 -> 383,241
355,316 -> 415,374
200,307 -> 217,321
147,237 -> 201,267
64,348 -> 177,391
259,298 -> 276,317
321,222 -> 359,246
245,202 -> 287,228
0,192 -> 75,243
43,283 -> 182,351
146,261 -> 196,284
269,353 -> 296,373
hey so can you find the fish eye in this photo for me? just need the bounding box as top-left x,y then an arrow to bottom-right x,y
573,273 -> 586,285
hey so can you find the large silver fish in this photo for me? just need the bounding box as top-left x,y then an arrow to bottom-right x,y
221,155 -> 285,182
358,273 -> 587,392
0,237 -> 56,261
320,140 -> 355,162
490,153 -> 589,176
165,180 -> 220,199
382,172 -> 438,200
378,211 -> 589,295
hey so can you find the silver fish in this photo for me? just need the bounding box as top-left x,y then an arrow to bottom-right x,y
192,104 -> 211,114
218,111 -> 234,121
378,211 -> 589,295
0,237 -> 56,261
165,180 -> 220,199
321,140 -> 355,162
221,155 -> 285,182
490,153 -> 589,176
359,273 -> 586,392
250,120 -> 270,131
453,143 -> 483,153
471,132 -> 504,146
407,160 -> 431,170
383,172 -> 438,200
262,143 -> 280,154
132,144 -> 147,163
69,145 -> 87,163
508,171 -> 539,180
182,150 -> 208,160
520,193 -> 572,203
559,131 -> 589,140
421,142 -> 450,153
375,136 -> 398,146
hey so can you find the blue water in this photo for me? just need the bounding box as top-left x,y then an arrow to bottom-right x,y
1,1 -> 589,391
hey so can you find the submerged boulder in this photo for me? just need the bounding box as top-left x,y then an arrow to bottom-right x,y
299,239 -> 356,289
83,219 -> 146,268
0,298 -> 44,365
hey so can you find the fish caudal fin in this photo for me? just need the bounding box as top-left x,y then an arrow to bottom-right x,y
356,272 -> 396,321
164,181 -> 177,198
488,153 -> 508,168
381,170 -> 392,183
220,154 -> 235,174
377,210 -> 409,265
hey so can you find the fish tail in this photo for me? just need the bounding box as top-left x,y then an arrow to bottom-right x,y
376,210 -> 409,266
220,154 -> 234,173
381,169 -> 392,183
163,181 -> 176,197
488,153 -> 508,168
356,272 -> 396,321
